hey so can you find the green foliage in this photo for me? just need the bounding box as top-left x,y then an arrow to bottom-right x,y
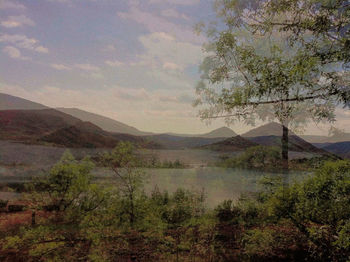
218,146 -> 282,170
263,160 -> 350,261
1,149 -> 349,261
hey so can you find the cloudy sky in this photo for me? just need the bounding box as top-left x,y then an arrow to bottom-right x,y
0,0 -> 348,135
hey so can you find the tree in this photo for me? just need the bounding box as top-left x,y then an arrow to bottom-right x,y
194,0 -> 349,172
101,142 -> 146,227
265,160 -> 350,261
2,151 -> 108,261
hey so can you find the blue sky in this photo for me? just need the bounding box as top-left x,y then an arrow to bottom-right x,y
0,0 -> 348,135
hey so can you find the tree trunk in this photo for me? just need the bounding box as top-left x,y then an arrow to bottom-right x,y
31,211 -> 36,226
281,123 -> 289,171
281,122 -> 289,187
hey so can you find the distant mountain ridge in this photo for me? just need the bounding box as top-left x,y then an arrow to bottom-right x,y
199,135 -> 257,152
0,93 -> 237,138
0,93 -> 48,110
143,134 -> 229,150
242,122 -> 297,137
241,122 -> 329,155
321,142 -> 350,159
302,134 -> 350,143
167,127 -> 237,138
56,107 -> 150,136
0,109 -> 158,148
1,93 -> 346,155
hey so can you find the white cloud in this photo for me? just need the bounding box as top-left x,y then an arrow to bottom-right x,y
149,0 -> 200,6
1,15 -> 35,28
103,44 -> 116,52
2,46 -> 29,60
90,72 -> 104,79
161,9 -> 189,20
0,0 -> 26,10
138,32 -> 203,71
74,63 -> 100,71
163,62 -> 182,71
0,34 -> 49,53
50,63 -> 103,79
117,4 -> 204,44
51,63 -> 71,70
105,60 -> 124,67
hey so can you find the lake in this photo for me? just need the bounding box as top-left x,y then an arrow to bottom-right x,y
93,167 -> 308,208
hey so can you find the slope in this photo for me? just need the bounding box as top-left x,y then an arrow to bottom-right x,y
0,93 -> 48,110
242,122 -> 328,154
56,108 -> 149,136
199,135 -> 258,152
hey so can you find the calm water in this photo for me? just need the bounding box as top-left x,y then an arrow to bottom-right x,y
96,167 -> 309,208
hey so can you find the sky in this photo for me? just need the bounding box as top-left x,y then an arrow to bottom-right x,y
0,0 -> 349,135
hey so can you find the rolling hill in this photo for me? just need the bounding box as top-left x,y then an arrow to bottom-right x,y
0,109 -> 81,141
302,133 -> 350,143
56,107 -> 150,136
199,135 -> 258,152
41,121 -> 120,148
0,109 -> 159,148
167,126 -> 237,138
143,134 -> 228,149
322,142 -> 350,159
0,93 -> 48,110
242,122 -> 329,155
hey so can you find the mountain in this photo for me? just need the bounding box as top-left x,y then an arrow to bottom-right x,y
199,127 -> 237,138
56,108 -> 150,136
41,121 -> 120,148
144,134 -> 228,150
0,109 -> 81,141
300,135 -> 331,144
302,133 -> 350,143
242,122 -> 297,137
322,142 -> 350,159
0,109 -> 158,148
41,121 -> 159,148
167,127 -> 237,138
328,132 -> 350,143
0,93 -> 48,110
242,122 -> 328,154
199,135 -> 257,152
0,93 -> 149,136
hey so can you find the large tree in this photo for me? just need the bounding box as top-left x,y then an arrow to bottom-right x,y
194,0 -> 349,172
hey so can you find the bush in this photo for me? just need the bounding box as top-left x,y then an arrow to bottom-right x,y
0,199 -> 8,209
218,146 -> 282,170
8,204 -> 25,213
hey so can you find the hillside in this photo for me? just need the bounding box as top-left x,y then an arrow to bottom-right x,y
199,135 -> 257,152
0,109 -> 159,149
302,133 -> 350,143
242,122 -> 328,155
0,109 -> 81,141
199,127 -> 237,138
144,134 -> 228,149
242,122 -> 297,137
323,142 -> 350,159
0,93 -> 48,110
167,127 -> 237,138
57,107 -> 149,136
41,121 -> 120,148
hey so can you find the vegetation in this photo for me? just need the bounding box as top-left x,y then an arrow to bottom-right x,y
217,146 -> 282,171
0,142 -> 349,261
144,156 -> 187,169
217,145 -> 340,171
194,0 -> 349,171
